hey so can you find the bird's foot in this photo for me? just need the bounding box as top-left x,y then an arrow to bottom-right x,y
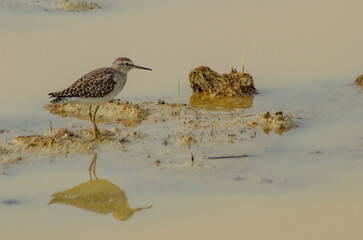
91,127 -> 101,140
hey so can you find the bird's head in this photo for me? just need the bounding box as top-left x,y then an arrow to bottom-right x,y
112,57 -> 152,73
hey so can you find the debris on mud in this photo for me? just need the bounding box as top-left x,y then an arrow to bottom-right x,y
355,74 -> 363,86
2,200 -> 19,205
0,156 -> 22,165
189,66 -> 257,97
0,129 -> 8,134
207,155 -> 248,160
154,160 -> 161,167
258,111 -> 297,135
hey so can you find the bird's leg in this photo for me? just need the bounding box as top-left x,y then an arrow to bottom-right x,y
92,105 -> 100,139
93,105 -> 100,134
89,105 -> 100,138
88,106 -> 93,122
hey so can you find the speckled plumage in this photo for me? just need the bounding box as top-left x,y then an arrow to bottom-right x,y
49,68 -> 118,103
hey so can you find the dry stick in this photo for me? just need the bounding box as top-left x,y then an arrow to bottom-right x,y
207,155 -> 248,160
49,121 -> 53,133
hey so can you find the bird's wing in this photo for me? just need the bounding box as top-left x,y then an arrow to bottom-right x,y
49,68 -> 117,98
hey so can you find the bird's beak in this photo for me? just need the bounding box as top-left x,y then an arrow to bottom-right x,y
133,64 -> 152,71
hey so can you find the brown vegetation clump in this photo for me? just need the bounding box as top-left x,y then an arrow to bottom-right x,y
189,66 -> 257,97
355,74 -> 363,86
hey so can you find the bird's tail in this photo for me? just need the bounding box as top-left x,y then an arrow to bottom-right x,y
49,92 -> 68,104
50,97 -> 65,104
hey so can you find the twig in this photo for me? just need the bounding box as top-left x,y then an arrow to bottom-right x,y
177,80 -> 181,111
207,155 -> 248,159
49,121 -> 53,133
242,51 -> 245,74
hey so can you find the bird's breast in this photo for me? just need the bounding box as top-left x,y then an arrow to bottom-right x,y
113,73 -> 127,94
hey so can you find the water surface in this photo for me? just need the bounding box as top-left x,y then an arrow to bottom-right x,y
0,1 -> 363,239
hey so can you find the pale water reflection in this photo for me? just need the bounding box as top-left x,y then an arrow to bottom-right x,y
49,154 -> 152,221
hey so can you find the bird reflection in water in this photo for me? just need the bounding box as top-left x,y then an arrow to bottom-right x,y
48,153 -> 152,221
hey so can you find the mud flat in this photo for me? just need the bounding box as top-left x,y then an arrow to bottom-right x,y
0,99 -> 296,162
1,0 -> 101,12
53,0 -> 101,12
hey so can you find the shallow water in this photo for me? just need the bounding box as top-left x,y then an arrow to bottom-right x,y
1,0 -> 363,239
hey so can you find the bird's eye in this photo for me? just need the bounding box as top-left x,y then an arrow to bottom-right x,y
125,62 -> 130,66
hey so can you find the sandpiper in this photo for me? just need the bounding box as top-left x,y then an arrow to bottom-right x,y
48,57 -> 152,139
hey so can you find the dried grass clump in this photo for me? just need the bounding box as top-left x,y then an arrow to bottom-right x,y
189,66 -> 257,97
53,0 -> 101,12
355,74 -> 363,86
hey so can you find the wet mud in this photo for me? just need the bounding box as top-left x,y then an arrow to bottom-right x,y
0,99 -> 297,162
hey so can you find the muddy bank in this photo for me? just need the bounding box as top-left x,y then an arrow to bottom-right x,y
0,100 -> 297,161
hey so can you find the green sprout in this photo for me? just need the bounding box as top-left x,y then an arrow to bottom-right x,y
178,80 -> 180,111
